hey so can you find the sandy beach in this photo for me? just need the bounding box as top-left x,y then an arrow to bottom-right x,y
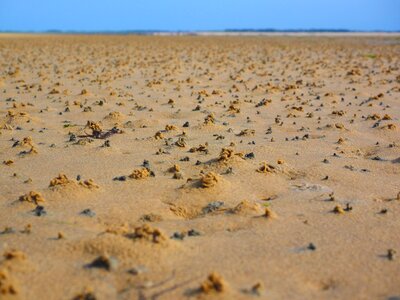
0,34 -> 399,300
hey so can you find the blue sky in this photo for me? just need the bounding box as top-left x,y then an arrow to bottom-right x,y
0,0 -> 399,32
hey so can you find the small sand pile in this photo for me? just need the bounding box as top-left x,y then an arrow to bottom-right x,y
1,110 -> 33,129
13,136 -> 38,154
104,111 -> 124,121
228,104 -> 240,113
1,123 -> 12,130
127,224 -> 166,244
85,120 -> 103,137
49,173 -> 74,187
168,164 -> 180,173
169,204 -> 198,219
366,113 -> 380,120
201,172 -> 221,188
154,131 -> 164,140
230,200 -> 263,216
333,205 -> 345,214
79,179 -> 99,189
200,272 -> 226,294
335,123 -> 345,129
264,207 -> 277,219
72,288 -> 96,300
3,250 -> 26,261
3,160 -> 14,166
381,124 -> 396,130
129,168 -> 150,179
219,148 -> 234,161
19,191 -> 45,205
0,269 -> 18,296
204,113 -> 215,125
382,114 -> 392,120
49,174 -> 99,190
175,137 -> 187,148
165,124 -> 178,131
218,147 -> 244,162
21,137 -> 33,147
337,137 -> 345,144
189,144 -> 208,153
256,162 -> 276,174
104,224 -> 130,235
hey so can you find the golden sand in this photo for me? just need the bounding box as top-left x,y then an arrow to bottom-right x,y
0,34 -> 399,300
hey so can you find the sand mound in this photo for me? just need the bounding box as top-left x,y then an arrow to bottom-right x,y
200,272 -> 227,294
129,168 -> 150,179
218,147 -> 245,162
103,111 -> 125,123
200,172 -> 221,188
256,161 -> 303,179
256,162 -> 276,174
79,179 -> 99,189
0,110 -> 35,129
126,224 -> 167,244
168,204 -> 201,220
229,200 -> 263,216
123,118 -> 159,129
0,268 -> 19,298
3,250 -> 26,262
49,173 -> 75,187
81,233 -> 139,259
19,191 -> 45,205
49,174 -> 99,190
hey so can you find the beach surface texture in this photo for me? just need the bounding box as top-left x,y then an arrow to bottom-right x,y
0,34 -> 399,300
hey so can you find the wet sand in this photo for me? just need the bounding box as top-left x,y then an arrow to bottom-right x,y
0,34 -> 399,300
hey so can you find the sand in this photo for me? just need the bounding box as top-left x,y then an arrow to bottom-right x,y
0,34 -> 399,300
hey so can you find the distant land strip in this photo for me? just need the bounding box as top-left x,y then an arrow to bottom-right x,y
0,29 -> 399,35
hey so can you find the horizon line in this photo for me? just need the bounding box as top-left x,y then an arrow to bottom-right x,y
1,28 -> 400,35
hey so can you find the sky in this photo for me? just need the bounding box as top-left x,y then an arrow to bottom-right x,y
0,0 -> 399,32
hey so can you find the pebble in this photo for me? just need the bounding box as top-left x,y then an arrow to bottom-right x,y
307,243 -> 317,251
203,201 -> 224,214
188,229 -> 201,236
32,205 -> 47,217
80,209 -> 96,217
245,152 -> 255,159
87,255 -> 118,271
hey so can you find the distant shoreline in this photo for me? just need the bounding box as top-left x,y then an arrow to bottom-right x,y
0,29 -> 400,36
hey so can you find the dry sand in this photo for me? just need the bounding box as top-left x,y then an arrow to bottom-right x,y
0,34 -> 399,300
